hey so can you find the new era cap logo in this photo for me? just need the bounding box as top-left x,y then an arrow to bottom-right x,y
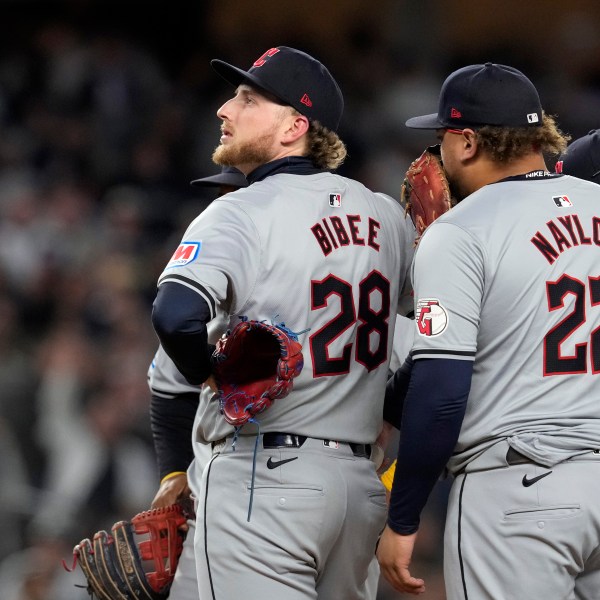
450,107 -> 462,119
253,47 -> 280,68
301,93 -> 312,107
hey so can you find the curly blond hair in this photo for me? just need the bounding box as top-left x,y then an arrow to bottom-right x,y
475,113 -> 570,162
306,120 -> 347,170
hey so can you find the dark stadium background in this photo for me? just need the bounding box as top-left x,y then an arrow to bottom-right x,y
0,1 -> 599,598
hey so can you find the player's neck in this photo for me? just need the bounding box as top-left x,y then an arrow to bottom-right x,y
235,142 -> 309,176
473,153 -> 548,191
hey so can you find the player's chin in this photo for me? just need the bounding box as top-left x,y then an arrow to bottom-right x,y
212,143 -> 235,166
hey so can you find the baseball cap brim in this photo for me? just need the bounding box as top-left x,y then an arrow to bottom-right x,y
405,113 -> 445,129
211,60 -> 286,105
190,170 -> 248,188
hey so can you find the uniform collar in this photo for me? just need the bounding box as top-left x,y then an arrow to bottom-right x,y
494,170 -> 564,184
246,156 -> 327,184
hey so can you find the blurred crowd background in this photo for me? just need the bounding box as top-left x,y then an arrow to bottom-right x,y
0,1 -> 599,598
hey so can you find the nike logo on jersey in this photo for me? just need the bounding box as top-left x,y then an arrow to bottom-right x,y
522,471 -> 552,487
266,456 -> 298,469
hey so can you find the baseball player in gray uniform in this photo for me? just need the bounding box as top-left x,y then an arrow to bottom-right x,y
151,46 -> 415,600
148,167 -> 247,600
377,63 -> 600,599
555,128 -> 600,184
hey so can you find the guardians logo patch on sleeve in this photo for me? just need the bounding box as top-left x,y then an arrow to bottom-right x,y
416,298 -> 449,336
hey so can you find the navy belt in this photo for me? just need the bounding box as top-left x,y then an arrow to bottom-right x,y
263,432 -> 371,458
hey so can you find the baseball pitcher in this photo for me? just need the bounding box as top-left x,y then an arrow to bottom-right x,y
152,46 -> 416,600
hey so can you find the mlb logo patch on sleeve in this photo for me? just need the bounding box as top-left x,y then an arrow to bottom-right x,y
166,242 -> 201,268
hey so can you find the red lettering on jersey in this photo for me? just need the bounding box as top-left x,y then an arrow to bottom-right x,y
253,48 -> 280,68
311,224 -> 332,256
572,215 -> 592,244
547,221 -> 571,252
557,215 -> 579,246
532,215 -> 600,263
330,216 -> 350,245
311,215 -> 384,255
368,218 -> 381,251
531,232 -> 559,264
347,215 -> 365,245
322,218 -> 339,249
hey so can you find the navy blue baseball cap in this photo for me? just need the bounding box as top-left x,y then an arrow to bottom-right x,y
211,46 -> 344,132
190,166 -> 248,188
555,130 -> 600,184
406,63 -> 543,130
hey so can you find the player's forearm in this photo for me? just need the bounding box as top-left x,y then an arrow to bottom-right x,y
388,358 -> 472,534
152,282 -> 214,384
150,392 -> 198,480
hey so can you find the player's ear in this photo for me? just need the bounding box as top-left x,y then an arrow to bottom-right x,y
461,129 -> 478,160
282,113 -> 310,144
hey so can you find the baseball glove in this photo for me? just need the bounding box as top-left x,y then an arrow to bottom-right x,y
212,318 -> 304,427
401,145 -> 455,240
70,504 -> 187,600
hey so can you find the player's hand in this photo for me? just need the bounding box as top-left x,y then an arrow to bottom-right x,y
376,526 -> 425,595
151,473 -> 191,531
204,375 -> 218,393
377,420 -> 394,450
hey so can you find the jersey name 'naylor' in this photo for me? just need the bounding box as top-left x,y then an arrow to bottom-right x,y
531,213 -> 600,264
311,214 -> 381,256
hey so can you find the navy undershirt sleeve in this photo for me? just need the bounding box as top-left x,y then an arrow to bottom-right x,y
388,358 -> 473,535
383,354 -> 414,428
151,282 -> 214,385
150,392 -> 198,480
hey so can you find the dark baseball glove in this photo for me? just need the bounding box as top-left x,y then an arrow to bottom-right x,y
401,145 -> 455,240
212,318 -> 304,427
70,504 -> 187,600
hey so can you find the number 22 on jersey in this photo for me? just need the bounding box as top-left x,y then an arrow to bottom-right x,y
544,274 -> 600,375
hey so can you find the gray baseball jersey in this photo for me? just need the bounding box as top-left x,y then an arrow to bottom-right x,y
412,173 -> 600,473
411,173 -> 600,599
158,171 -> 415,445
156,170 -> 414,600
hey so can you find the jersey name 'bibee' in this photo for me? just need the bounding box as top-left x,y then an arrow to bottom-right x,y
311,215 -> 381,256
530,213 -> 600,264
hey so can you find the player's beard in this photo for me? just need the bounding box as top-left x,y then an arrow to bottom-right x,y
446,173 -> 469,202
213,129 -> 277,169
